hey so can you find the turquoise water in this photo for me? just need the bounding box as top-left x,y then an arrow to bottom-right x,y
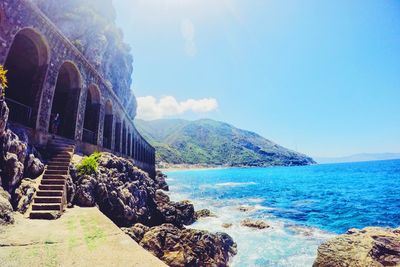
165,159 -> 400,266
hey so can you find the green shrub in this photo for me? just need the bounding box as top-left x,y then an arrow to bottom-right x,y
77,152 -> 102,176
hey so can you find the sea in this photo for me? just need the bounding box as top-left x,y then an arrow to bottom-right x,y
165,159 -> 400,267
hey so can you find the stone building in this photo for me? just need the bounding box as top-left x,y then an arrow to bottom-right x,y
0,0 -> 155,176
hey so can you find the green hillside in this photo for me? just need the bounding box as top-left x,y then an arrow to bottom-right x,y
136,119 -> 315,167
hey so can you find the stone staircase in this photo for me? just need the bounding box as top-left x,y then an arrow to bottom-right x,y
30,137 -> 75,220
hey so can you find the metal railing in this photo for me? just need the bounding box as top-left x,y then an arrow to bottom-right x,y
82,128 -> 96,145
5,98 -> 32,126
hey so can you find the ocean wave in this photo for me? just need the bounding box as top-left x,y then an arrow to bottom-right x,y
215,182 -> 257,187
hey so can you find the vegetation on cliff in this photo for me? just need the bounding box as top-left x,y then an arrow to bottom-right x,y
136,119 -> 315,167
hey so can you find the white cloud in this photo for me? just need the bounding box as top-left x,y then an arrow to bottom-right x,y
137,96 -> 218,120
181,19 -> 197,57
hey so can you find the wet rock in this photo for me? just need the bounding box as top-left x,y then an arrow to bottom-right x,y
313,227 -> 400,267
238,205 -> 256,212
131,223 -> 237,267
222,223 -> 233,229
241,219 -> 270,229
195,209 -> 217,219
14,178 -> 37,213
0,186 -> 14,224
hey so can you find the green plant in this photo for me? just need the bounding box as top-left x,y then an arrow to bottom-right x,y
0,65 -> 8,97
77,151 -> 101,176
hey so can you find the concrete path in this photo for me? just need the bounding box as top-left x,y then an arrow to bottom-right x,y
0,207 -> 167,267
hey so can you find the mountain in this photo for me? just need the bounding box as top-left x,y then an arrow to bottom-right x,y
136,119 -> 315,167
316,153 -> 400,164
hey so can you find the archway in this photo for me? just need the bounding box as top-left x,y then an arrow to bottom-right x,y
83,84 -> 101,144
4,28 -> 49,127
122,122 -> 127,155
49,61 -> 81,139
114,117 -> 121,153
103,100 -> 113,149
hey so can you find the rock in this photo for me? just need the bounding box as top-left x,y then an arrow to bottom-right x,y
0,99 -> 43,194
13,178 -> 37,213
122,223 -> 150,243
238,205 -> 255,212
313,227 -> 400,267
195,209 -> 217,219
66,175 -> 76,206
154,190 -> 195,227
74,175 -> 97,207
73,153 -> 196,227
241,219 -> 270,229
24,154 -> 44,178
154,171 -> 169,191
0,94 -> 9,136
2,152 -> 24,193
0,186 -> 14,224
222,223 -> 233,229
131,223 -> 237,267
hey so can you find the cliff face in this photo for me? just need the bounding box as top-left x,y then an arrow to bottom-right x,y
33,0 -> 137,118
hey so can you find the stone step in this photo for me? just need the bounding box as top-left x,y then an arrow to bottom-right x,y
51,155 -> 71,160
30,211 -> 61,220
41,179 -> 66,185
34,196 -> 62,203
42,175 -> 66,180
36,190 -> 63,197
46,165 -> 69,171
48,160 -> 71,165
32,203 -> 62,210
39,184 -> 65,191
52,151 -> 73,156
45,170 -> 69,175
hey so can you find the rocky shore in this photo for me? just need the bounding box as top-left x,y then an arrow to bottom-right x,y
69,153 -> 237,266
313,227 -> 400,267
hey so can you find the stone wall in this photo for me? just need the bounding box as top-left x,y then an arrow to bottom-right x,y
0,0 -> 155,177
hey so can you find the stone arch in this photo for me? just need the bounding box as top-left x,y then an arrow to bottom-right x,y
103,100 -> 113,149
49,61 -> 82,139
114,115 -> 122,153
4,27 -> 49,128
122,121 -> 127,155
83,84 -> 101,144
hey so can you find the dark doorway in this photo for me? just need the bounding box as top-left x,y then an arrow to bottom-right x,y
83,85 -> 101,144
103,100 -> 113,149
4,28 -> 49,127
49,62 -> 81,139
122,122 -> 127,155
114,120 -> 121,153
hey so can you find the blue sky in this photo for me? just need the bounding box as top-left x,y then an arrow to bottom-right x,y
113,0 -> 400,158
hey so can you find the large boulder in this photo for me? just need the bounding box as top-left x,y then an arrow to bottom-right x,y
0,186 -> 14,224
313,227 -> 400,267
24,154 -> 44,178
127,223 -> 237,267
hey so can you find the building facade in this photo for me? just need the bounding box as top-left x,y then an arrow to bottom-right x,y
0,0 -> 155,176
